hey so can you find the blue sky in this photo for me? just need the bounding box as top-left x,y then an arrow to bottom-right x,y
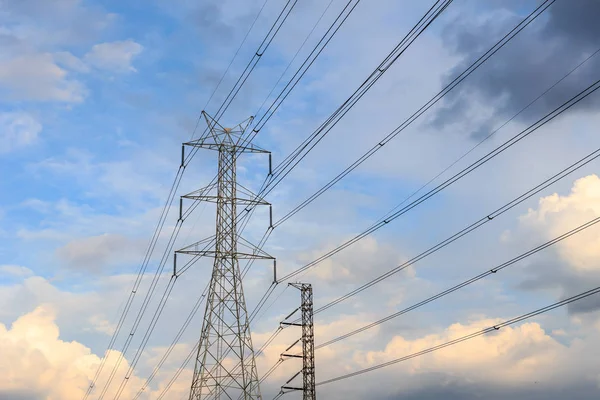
2,0 -> 600,399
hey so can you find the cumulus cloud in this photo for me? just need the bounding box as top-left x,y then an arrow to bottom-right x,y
0,305 -> 149,400
504,174 -> 600,314
84,40 -> 144,73
520,174 -> 600,271
0,112 -> 42,153
254,311 -> 600,400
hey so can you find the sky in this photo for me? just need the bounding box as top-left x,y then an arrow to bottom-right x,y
1,0 -> 600,399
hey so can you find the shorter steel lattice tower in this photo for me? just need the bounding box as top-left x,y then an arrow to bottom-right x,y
280,283 -> 316,400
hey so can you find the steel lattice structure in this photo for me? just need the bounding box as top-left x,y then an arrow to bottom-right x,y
177,112 -> 273,400
280,283 -> 316,400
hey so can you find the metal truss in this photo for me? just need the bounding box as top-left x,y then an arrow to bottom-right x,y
279,283 -> 316,400
177,111 -> 273,400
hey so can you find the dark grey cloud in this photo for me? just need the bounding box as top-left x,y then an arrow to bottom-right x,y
0,388 -> 42,400
384,379 -> 600,400
516,255 -> 600,314
432,0 -> 600,138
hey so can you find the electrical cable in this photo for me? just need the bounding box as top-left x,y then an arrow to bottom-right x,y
310,146 -> 600,316
155,338 -> 199,400
273,0 -> 559,228
95,185 -> 211,399
106,1 -> 308,393
316,215 -> 600,349
131,291 -> 206,399
189,4 -> 460,389
232,0 -> 561,325
278,77 -> 600,283
244,66 -> 600,380
133,0 -> 565,395
246,73 -> 600,329
247,151 -> 600,381
253,0 -> 337,122
161,0 -> 596,394
183,0 -> 300,166
249,0 -> 362,134
316,285 -> 600,386
243,0 -> 456,327
263,0 -> 454,190
84,0 -> 289,394
112,276 -> 178,400
187,0 -> 271,141
96,217 -> 186,400
81,165 -> 185,400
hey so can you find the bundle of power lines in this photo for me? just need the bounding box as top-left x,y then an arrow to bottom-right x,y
82,0 -> 600,399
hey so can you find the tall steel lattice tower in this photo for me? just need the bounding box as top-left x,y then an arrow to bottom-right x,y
177,112 -> 274,400
280,283 -> 316,400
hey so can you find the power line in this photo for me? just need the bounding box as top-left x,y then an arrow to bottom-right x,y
89,0 -> 301,396
156,339 -> 199,400
94,183 -> 217,399
183,0 -> 300,166
244,0 -> 456,327
166,0 -> 352,295
148,11 -> 372,391
278,77 -> 600,283
311,146 -> 600,316
252,0 -> 337,123
82,165 -> 185,400
185,1 -> 448,325
316,285 -> 600,386
132,290 -> 206,400
243,66 -> 600,379
263,0 -> 455,193
250,0 -> 362,134
187,0 -> 271,141
242,151 -> 600,381
96,217 -> 186,400
316,215 -> 600,349
240,0 -> 557,325
112,276 -> 178,400
113,0 -> 576,394
242,47 -> 599,393
272,0 -> 558,228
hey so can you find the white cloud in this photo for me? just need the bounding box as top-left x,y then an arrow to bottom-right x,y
85,314 -> 117,335
0,111 -> 42,153
0,305 -> 148,400
84,40 -> 144,73
519,174 -> 600,271
253,310 -> 600,399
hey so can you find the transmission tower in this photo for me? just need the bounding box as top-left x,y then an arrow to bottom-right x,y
176,111 -> 274,400
279,283 -> 316,400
